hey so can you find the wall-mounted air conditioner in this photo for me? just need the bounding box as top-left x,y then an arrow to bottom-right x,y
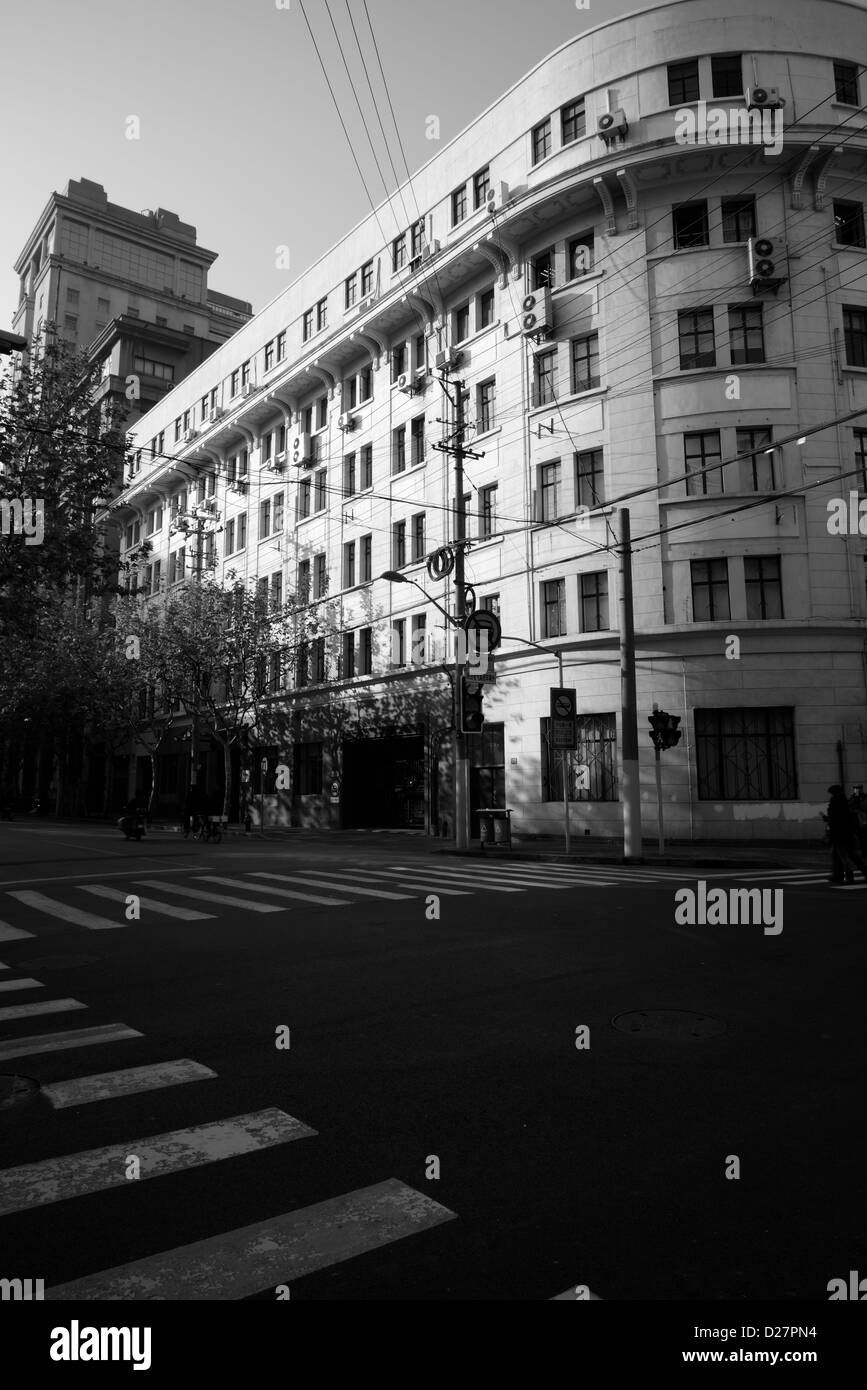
745,86 -> 784,110
241,382 -> 255,397
435,348 -> 461,372
182,428 -> 198,444
485,181 -> 510,214
290,431 -> 313,467
338,412 -> 357,431
520,288 -> 553,335
396,372 -> 417,394
597,109 -> 628,142
747,235 -> 788,285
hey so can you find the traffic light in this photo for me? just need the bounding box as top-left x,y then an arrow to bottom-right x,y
648,710 -> 682,751
459,677 -> 485,733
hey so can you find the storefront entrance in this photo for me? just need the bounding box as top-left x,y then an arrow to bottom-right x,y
342,734 -> 425,828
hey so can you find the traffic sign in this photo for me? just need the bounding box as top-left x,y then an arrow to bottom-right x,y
550,686 -> 578,750
464,608 -> 501,650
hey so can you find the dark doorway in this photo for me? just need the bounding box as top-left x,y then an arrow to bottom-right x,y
468,722 -> 505,839
343,734 -> 425,828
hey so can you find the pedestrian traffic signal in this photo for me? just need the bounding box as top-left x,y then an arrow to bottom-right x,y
460,677 -> 485,733
648,710 -> 682,751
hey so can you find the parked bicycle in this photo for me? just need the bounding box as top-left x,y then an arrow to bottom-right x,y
191,815 -> 222,844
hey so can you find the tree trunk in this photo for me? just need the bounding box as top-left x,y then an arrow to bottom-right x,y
222,738 -> 232,819
148,751 -> 158,820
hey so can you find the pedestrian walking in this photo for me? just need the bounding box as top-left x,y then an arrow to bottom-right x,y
848,784 -> 867,855
826,784 -> 867,884
183,784 -> 205,839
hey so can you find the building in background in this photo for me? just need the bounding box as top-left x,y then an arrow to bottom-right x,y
11,178 -> 252,433
104,0 -> 867,840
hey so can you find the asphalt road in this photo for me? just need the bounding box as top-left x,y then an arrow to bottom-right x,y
0,822 -> 862,1301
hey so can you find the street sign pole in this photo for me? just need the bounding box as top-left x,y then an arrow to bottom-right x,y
550,667 -> 577,856
558,653 -> 570,855
654,746 -> 664,851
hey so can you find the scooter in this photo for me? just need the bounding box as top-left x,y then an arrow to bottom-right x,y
118,810 -> 146,841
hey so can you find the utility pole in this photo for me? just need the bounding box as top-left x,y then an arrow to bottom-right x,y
618,508 -> 641,860
188,513 -> 204,794
453,380 -> 469,850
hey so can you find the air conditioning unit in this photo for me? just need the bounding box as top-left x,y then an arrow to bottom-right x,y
338,412 -> 357,431
290,431 -> 312,467
435,348 -> 461,372
241,382 -> 255,397
597,109 -> 628,141
396,372 -> 417,394
270,451 -> 286,471
746,86 -> 784,110
521,288 -> 553,335
747,235 -> 788,285
182,428 -> 198,444
485,181 -> 510,214
229,478 -> 248,494
209,406 -> 224,422
421,239 -> 441,261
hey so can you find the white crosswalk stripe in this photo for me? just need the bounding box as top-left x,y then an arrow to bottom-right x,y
381,867 -> 523,893
134,880 -> 285,912
0,920 -> 34,941
199,874 -> 353,906
7,890 -> 123,931
0,996 -> 86,1022
331,870 -> 472,895
44,1179 -> 457,1299
0,1108 -> 316,1217
78,885 -> 213,920
0,1022 -> 142,1062
42,1059 -> 218,1110
385,864 -> 582,890
0,977 -> 44,993
250,872 -> 414,901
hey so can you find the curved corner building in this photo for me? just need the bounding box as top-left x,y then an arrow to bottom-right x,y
107,0 -> 867,841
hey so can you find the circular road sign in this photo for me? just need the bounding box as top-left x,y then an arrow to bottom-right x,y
464,609 -> 501,650
554,692 -> 573,718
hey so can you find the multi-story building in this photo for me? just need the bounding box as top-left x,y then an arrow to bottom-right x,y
12,178 -> 252,432
106,0 -> 867,839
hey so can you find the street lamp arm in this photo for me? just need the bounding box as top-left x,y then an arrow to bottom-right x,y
379,571 -> 462,628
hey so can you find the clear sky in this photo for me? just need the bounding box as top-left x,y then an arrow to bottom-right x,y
0,0 -> 653,320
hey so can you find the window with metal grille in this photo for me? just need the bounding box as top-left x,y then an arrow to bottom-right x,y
691,558 -> 730,621
678,308 -> 716,368
736,427 -> 774,490
711,54 -> 743,98
835,200 -> 866,248
834,60 -> 859,105
696,706 -> 797,799
844,306 -> 867,366
542,577 -> 566,637
532,117 -> 552,163
571,333 -> 600,392
581,571 -> 609,631
745,556 -> 783,619
728,303 -> 765,364
721,196 -> 756,242
673,200 -> 709,249
541,713 -> 617,801
668,59 -> 700,105
575,449 -> 604,508
561,97 -> 586,145
684,430 -> 723,496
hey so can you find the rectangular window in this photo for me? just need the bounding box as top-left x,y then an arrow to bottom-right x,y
673,200 -> 709,249
224,519 -> 235,555
360,533 -> 372,582
314,552 -> 327,598
581,571 -> 609,631
532,116 -> 552,164
343,540 -> 356,589
696,706 -> 797,799
303,309 -> 314,341
571,333 -> 600,392
241,361 -> 250,387
259,498 -> 271,539
359,626 -> 373,675
535,349 -> 556,406
856,429 -> 867,488
392,519 -> 406,569
542,713 -> 617,801
569,231 -> 595,277
391,619 -> 406,667
237,514 -> 247,550
344,452 -> 357,497
264,340 -> 275,371
359,365 -> 373,401
844,305 -> 867,366
834,60 -> 859,105
298,478 -> 311,519
392,232 -> 407,273
539,461 -> 561,520
834,200 -> 867,248
480,484 -> 497,538
481,593 -> 500,619
542,578 -> 566,637
239,449 -> 248,478
316,297 -> 328,331
532,247 -> 556,290
360,444 -> 373,489
342,631 -> 355,680
721,196 -> 755,243
411,614 -> 427,665
393,425 -> 407,474
297,558 -> 311,602
276,331 -> 287,361
736,427 -> 775,490
361,260 -> 374,297
478,286 -> 495,329
678,307 -> 716,368
711,54 -> 743,98
411,415 -> 425,465
270,571 -> 283,613
477,379 -> 496,433
473,166 -> 491,209
295,742 -> 324,793
455,490 -> 471,542
455,302 -> 471,342
728,303 -> 765,364
685,430 -> 723,496
392,343 -> 407,379
668,59 -> 700,105
414,333 -> 426,372
316,396 -> 327,430
174,418 -> 182,443
274,492 -> 284,531
314,469 -> 327,511
411,511 -> 426,562
345,273 -> 358,309
745,555 -> 783,619
691,558 -> 730,620
576,449 -> 604,508
561,97 -> 586,145
410,219 -> 425,262
296,643 -> 309,689
262,431 -> 273,462
452,185 -> 468,225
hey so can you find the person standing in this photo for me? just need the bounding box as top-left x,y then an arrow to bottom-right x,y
826,784 -> 867,884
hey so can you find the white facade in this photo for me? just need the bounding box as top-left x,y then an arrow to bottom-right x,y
110,0 -> 867,840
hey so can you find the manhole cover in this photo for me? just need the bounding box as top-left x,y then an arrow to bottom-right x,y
612,1009 -> 725,1039
17,955 -> 101,970
0,1074 -> 41,1109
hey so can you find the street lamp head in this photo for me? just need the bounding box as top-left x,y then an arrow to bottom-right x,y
380,570 -> 409,583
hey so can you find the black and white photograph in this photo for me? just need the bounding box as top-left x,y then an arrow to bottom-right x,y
0,0 -> 864,1362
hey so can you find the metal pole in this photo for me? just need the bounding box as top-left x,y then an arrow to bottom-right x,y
654,746 -> 664,851
189,517 -> 203,794
558,650 -> 570,854
453,381 -> 470,850
618,508 -> 642,860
